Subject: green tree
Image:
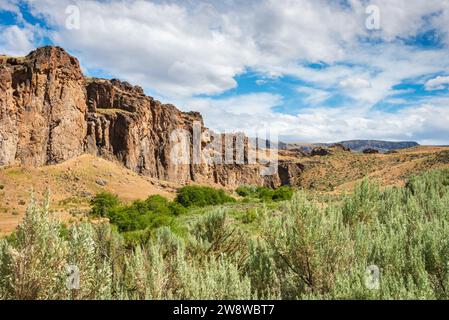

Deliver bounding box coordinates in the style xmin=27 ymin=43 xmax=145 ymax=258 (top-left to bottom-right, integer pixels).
xmin=90 ymin=192 xmax=120 ymax=217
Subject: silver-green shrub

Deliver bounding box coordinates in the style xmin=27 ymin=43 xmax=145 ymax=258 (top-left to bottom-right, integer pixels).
xmin=0 ymin=169 xmax=449 ymax=300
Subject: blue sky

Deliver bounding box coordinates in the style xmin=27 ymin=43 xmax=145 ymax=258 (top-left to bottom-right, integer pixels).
xmin=1 ymin=0 xmax=449 ymax=144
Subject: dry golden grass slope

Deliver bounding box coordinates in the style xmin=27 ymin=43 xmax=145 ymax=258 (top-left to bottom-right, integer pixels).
xmin=0 ymin=154 xmax=179 ymax=236
xmin=296 ymin=146 xmax=449 ymax=192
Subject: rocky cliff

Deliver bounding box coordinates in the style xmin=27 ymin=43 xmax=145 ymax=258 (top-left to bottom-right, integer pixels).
xmin=0 ymin=46 xmax=87 ymax=166
xmin=0 ymin=46 xmax=301 ymax=187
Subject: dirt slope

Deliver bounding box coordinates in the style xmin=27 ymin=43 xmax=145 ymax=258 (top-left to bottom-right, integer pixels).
xmin=0 ymin=154 xmax=178 ymax=236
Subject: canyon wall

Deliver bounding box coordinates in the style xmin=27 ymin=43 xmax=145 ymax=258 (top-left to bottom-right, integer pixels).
xmin=0 ymin=46 xmax=302 ymax=187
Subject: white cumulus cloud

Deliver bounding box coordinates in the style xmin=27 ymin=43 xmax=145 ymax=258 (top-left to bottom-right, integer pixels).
xmin=0 ymin=25 xmax=37 ymax=56
xmin=425 ymin=76 xmax=449 ymax=91
xmin=339 ymin=77 xmax=372 ymax=89
xmin=1 ymin=0 xmax=449 ymax=143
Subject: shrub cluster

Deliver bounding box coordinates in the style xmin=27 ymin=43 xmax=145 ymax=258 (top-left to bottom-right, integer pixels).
xmin=1 ymin=169 xmax=449 ymax=299
xmin=90 ymin=194 xmax=186 ymax=236
xmin=90 ymin=186 xmax=235 ymax=240
xmin=175 ymin=185 xmax=236 ymax=208
xmin=0 ymin=201 xmax=251 ymax=299
xmin=236 ymin=185 xmax=294 ymax=202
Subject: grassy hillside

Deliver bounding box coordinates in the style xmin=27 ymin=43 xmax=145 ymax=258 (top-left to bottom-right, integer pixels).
xmin=0 ymin=155 xmax=177 ymax=236
xmin=296 ymin=146 xmax=449 ymax=192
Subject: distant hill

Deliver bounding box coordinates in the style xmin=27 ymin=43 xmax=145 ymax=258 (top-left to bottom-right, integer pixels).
xmin=282 ymin=140 xmax=419 ymax=153
xmin=335 ymin=140 xmax=419 ymax=152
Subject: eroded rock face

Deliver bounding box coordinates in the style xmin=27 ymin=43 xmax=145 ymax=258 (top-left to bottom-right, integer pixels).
xmin=85 ymin=78 xmax=207 ymax=184
xmin=85 ymin=78 xmax=280 ymax=187
xmin=0 ymin=46 xmax=87 ymax=166
xmin=0 ymin=46 xmax=303 ymax=188
xmin=278 ymin=162 xmax=304 ymax=186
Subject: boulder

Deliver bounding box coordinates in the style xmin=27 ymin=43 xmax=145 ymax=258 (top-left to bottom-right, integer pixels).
xmin=363 ymin=148 xmax=380 ymax=154
xmin=331 ymin=143 xmax=351 ymax=152
xmin=311 ymin=147 xmax=332 ymax=156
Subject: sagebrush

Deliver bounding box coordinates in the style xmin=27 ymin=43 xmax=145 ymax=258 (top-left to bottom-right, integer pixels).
xmin=1 ymin=169 xmax=449 ymax=300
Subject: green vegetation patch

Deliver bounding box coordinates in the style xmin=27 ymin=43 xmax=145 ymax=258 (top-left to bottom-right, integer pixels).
xmin=236 ymin=185 xmax=294 ymax=202
xmin=4 ymin=168 xmax=26 ymax=177
xmin=90 ymin=193 xmax=185 ymax=234
xmin=175 ymin=185 xmax=236 ymax=208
